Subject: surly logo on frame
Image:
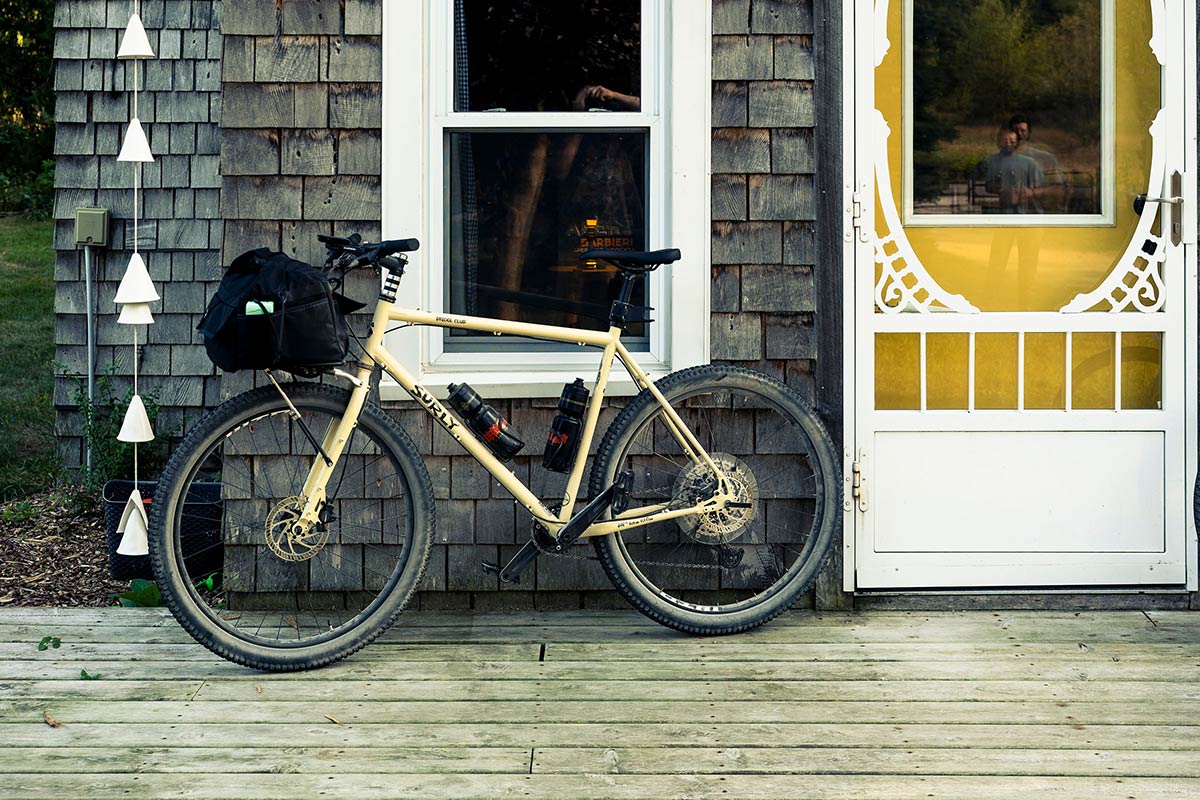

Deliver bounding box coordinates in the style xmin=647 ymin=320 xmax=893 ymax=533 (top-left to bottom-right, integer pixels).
xmin=407 ymin=384 xmax=461 ymax=435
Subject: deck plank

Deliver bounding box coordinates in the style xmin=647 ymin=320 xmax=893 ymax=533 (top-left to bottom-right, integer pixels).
xmin=5 ymin=722 xmax=1198 ymax=749
xmin=531 ymin=746 xmax=1200 ymax=777
xmin=0 ymin=773 xmax=1195 ymax=800
xmin=8 ymin=698 xmax=1200 ymax=725
xmin=3 ymin=658 xmax=1198 ymax=682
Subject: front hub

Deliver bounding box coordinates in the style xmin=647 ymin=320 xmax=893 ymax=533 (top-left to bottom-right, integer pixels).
xmin=264 ymin=496 xmax=330 ymax=562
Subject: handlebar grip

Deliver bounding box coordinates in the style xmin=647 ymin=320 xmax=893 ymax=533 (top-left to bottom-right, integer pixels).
xmin=376 ymin=238 xmax=420 ymax=256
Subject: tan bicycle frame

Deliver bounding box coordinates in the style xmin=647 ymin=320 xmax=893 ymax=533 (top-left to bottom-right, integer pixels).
xmin=292 ymin=264 xmax=732 ymax=539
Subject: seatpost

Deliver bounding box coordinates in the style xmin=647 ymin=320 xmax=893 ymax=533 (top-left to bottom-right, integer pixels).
xmin=608 ymin=272 xmax=641 ymax=329
xmin=616 ymin=271 xmax=638 ymax=304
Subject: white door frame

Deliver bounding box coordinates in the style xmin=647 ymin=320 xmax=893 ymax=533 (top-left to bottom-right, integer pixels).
xmin=841 ymin=0 xmax=1199 ymax=592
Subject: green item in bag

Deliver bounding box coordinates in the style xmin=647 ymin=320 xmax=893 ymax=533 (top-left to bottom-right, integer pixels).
xmin=244 ymin=300 xmax=275 ymax=316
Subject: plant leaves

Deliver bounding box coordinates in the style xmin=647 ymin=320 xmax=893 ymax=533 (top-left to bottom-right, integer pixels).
xmin=79 ymin=669 xmax=100 ymax=680
xmin=36 ymin=635 xmax=60 ymax=651
xmin=42 ymin=710 xmax=61 ymax=728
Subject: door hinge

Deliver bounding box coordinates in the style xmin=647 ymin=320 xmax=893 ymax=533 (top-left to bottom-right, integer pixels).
xmin=851 ymin=192 xmax=868 ymax=243
xmin=851 ymin=454 xmax=869 ymax=512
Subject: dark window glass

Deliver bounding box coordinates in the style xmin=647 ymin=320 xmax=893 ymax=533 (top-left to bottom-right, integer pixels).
xmin=455 ymin=0 xmax=642 ymax=112
xmin=912 ymin=0 xmax=1102 ymax=215
xmin=447 ymin=131 xmax=649 ymax=345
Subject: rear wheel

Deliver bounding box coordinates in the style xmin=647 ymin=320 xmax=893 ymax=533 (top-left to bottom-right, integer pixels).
xmin=590 ymin=365 xmax=840 ymax=634
xmin=149 ymin=383 xmax=434 ymax=671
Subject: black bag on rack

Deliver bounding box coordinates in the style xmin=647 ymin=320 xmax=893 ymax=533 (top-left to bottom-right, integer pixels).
xmin=197 ymin=248 xmax=365 ymax=374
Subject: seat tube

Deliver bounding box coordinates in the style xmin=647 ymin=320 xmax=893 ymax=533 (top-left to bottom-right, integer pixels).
xmin=559 ymin=331 xmax=620 ymax=520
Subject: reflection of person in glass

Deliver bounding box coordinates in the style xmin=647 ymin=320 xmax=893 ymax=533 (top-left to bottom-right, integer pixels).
xmin=1010 ymin=113 xmax=1067 ymax=213
xmin=494 ymin=85 xmax=643 ymax=323
xmin=985 ymin=126 xmax=1044 ymax=308
xmin=984 ymin=127 xmax=1044 ymax=213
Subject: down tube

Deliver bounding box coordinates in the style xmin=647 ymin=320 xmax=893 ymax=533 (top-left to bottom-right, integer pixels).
xmin=369 ymin=345 xmax=561 ymax=529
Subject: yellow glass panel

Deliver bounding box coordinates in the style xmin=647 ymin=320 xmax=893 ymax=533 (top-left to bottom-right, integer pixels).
xmin=878 ymin=0 xmax=1158 ymax=312
xmin=926 ymin=333 xmax=968 ymax=409
xmin=1072 ymin=332 xmax=1115 ymax=409
xmin=1024 ymin=333 xmax=1066 ymax=409
xmin=876 ymin=333 xmax=920 ymax=410
xmin=1121 ymin=332 xmax=1162 ymax=409
xmin=975 ymin=333 xmax=1019 ymax=410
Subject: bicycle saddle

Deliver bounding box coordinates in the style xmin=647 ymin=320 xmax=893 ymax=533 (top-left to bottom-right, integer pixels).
xmin=582 ymin=248 xmax=682 ymax=272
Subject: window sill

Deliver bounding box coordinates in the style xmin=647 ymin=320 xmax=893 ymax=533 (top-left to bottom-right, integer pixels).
xmin=378 ymin=367 xmax=665 ymax=402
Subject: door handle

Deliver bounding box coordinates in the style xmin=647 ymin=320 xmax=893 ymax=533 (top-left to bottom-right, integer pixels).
xmin=1133 ymin=194 xmax=1182 ymax=215
xmin=1133 ymin=172 xmax=1184 ymax=246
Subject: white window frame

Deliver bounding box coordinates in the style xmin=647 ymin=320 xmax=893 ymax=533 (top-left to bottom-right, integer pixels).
xmin=380 ymin=0 xmax=711 ymax=399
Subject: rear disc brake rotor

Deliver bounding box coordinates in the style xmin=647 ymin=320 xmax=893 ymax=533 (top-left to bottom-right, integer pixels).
xmin=673 ymin=454 xmax=758 ymax=544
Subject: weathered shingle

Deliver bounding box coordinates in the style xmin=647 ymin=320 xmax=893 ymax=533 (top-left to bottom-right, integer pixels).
xmin=255 ymin=36 xmax=321 ymax=83
xmin=712 ymin=221 xmax=782 ymax=265
xmin=749 ymin=173 xmax=815 ymax=220
xmin=301 ymin=175 xmax=381 ymax=221
xmin=221 ymin=83 xmax=296 ymax=127
xmin=712 ymin=36 xmax=773 ymax=81
xmin=337 ymin=130 xmax=381 ymax=175
xmin=751 ymin=0 xmax=814 ymax=34
xmin=282 ymin=129 xmax=335 ymax=175
xmin=223 ymin=176 xmax=305 ymax=220
xmin=221 ymin=0 xmax=276 ymax=36
xmin=326 ymin=37 xmax=382 ymax=82
xmin=345 ymin=0 xmax=382 ymax=35
xmin=220 ymin=129 xmax=281 ymax=176
xmin=713 ymin=128 xmax=771 ymax=173
xmin=748 ymin=80 xmax=813 ymax=127
xmin=282 ymin=0 xmax=341 ymax=35
xmin=328 ymin=83 xmax=381 ymax=128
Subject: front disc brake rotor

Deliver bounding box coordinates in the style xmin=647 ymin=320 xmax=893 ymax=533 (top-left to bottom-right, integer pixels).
xmin=673 ymin=453 xmax=758 ymax=544
xmin=264 ymin=496 xmax=330 ymax=562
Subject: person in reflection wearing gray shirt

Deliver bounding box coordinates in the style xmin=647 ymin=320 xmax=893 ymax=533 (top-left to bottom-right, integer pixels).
xmin=984 ymin=127 xmax=1044 ymax=213
xmin=1010 ymin=113 xmax=1067 ymax=213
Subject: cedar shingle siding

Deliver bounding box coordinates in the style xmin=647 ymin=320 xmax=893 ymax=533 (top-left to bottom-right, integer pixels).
xmin=53 ymin=0 xmax=223 ymax=472
xmin=52 ymin=0 xmax=841 ymax=607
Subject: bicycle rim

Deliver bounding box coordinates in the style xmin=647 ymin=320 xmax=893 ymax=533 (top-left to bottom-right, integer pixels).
xmin=162 ymin=395 xmax=420 ymax=649
xmin=601 ymin=378 xmax=832 ymax=616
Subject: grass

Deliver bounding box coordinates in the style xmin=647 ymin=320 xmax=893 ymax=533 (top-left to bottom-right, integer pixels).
xmin=0 ymin=215 xmax=56 ymax=500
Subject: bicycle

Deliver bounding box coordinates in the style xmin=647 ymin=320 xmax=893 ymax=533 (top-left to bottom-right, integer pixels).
xmin=149 ymin=235 xmax=841 ymax=670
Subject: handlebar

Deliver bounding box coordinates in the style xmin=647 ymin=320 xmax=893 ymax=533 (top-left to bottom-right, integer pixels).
xmin=319 ymin=234 xmax=420 ymax=273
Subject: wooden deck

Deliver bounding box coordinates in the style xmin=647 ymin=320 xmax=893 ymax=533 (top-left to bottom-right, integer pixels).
xmin=0 ymin=608 xmax=1198 ymax=798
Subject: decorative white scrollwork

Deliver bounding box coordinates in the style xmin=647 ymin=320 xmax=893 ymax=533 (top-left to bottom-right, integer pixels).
xmin=872 ymin=110 xmax=980 ymax=314
xmin=1059 ymin=113 xmax=1168 ymax=311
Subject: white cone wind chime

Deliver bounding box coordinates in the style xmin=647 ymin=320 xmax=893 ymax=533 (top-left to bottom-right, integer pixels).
xmin=114 ymin=5 xmax=157 ymax=557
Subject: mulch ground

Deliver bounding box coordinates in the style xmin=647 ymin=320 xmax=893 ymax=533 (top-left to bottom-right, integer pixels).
xmin=0 ymin=489 xmax=126 ymax=606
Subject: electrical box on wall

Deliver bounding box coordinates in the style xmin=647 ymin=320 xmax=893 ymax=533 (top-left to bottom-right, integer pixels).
xmin=74 ymin=207 xmax=110 ymax=247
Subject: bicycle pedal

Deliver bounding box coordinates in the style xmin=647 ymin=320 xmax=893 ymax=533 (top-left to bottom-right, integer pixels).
xmin=611 ymin=468 xmax=635 ymax=515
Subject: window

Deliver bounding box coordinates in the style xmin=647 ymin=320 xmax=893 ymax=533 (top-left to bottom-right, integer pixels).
xmin=904 ymin=0 xmax=1114 ymax=225
xmin=382 ymin=0 xmax=710 ymax=395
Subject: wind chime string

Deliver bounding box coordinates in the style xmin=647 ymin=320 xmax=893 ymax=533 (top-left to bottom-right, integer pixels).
xmin=131 ymin=1 xmax=140 ymax=485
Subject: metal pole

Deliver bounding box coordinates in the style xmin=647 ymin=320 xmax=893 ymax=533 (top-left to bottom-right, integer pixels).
xmin=82 ymin=244 xmax=95 ymax=472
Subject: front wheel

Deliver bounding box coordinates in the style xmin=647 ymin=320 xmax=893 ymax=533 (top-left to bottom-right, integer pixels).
xmin=590 ymin=365 xmax=841 ymax=634
xmin=148 ymin=383 xmax=435 ymax=671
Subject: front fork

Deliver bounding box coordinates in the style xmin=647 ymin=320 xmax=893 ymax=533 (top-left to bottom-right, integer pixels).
xmin=274 ymin=366 xmax=372 ymax=535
